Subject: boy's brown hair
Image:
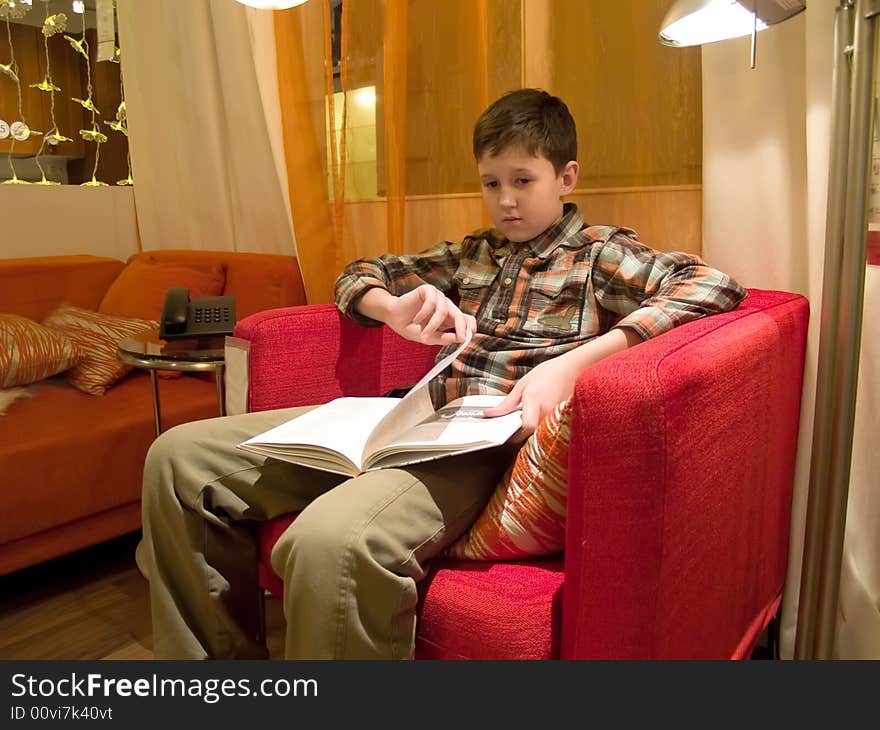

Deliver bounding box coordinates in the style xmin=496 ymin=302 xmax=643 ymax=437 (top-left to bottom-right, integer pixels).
xmin=472 ymin=88 xmax=577 ymax=174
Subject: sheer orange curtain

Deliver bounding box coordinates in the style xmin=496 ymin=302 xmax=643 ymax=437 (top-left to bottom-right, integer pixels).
xmin=273 ymin=0 xmax=511 ymax=302
xmin=383 ymin=0 xmax=407 ymax=254
xmin=274 ymin=3 xmax=339 ymax=303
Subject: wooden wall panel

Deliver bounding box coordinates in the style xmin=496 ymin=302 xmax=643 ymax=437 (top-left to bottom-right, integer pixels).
xmin=568 ymin=186 xmax=702 ymax=254
xmin=547 ymin=0 xmax=702 ymax=188
xmin=404 ymin=0 xmax=490 ymax=196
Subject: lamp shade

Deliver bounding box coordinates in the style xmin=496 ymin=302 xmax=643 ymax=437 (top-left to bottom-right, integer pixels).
xmin=658 ymin=0 xmax=806 ymax=47
xmin=233 ymin=0 xmax=309 ymax=9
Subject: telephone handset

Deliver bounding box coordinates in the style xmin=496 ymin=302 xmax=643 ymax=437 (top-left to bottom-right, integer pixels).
xmin=159 ymin=287 xmax=236 ymax=340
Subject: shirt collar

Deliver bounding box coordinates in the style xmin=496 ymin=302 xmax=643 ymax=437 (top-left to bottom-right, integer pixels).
xmin=484 ymin=203 xmax=585 ymax=261
xmin=528 ymin=203 xmax=585 ymax=259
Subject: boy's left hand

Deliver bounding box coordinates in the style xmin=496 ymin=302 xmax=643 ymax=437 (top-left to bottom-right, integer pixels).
xmin=482 ymin=327 xmax=642 ymax=442
xmin=482 ymin=356 xmax=580 ymax=442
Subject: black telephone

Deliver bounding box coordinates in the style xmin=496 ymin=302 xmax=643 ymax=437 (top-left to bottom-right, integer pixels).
xmin=159 ymin=287 xmax=237 ymax=340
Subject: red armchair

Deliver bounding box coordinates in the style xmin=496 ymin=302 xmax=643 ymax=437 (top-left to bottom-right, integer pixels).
xmin=231 ymin=289 xmax=808 ymax=659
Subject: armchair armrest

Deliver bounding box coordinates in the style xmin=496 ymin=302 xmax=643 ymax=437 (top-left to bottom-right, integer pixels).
xmin=561 ymin=289 xmax=809 ymax=659
xmin=233 ymin=303 xmax=439 ymax=412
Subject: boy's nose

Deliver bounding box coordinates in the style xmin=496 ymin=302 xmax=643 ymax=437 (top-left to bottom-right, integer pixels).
xmin=500 ymin=189 xmax=516 ymax=208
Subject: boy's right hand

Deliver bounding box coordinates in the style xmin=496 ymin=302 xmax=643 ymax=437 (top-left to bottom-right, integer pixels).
xmin=385 ymin=284 xmax=475 ymax=345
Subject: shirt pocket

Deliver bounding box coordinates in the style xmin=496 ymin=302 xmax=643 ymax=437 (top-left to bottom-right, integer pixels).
xmin=453 ymin=266 xmax=498 ymax=318
xmin=521 ymin=267 xmax=588 ymax=338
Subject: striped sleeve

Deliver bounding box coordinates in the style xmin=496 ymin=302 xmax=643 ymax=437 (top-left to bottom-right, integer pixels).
xmin=590 ymin=232 xmax=747 ymax=341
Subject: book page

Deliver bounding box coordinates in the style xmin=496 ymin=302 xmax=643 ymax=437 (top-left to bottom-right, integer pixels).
xmin=362 ymin=334 xmax=472 ymax=459
xmin=239 ymin=397 xmax=399 ymax=473
xmin=364 ymin=395 xmax=521 ymax=469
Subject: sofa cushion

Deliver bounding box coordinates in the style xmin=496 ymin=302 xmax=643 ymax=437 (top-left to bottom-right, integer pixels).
xmin=42 ymin=305 xmax=156 ymax=396
xmin=445 ymin=398 xmax=570 ymax=560
xmin=98 ymin=259 xmax=226 ymax=321
xmin=0 ymin=314 xmax=83 ymax=388
xmin=414 ymin=559 xmax=565 ymax=659
xmin=127 ymin=250 xmax=307 ymax=318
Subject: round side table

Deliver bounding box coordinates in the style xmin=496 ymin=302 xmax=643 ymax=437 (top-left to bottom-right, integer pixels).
xmin=117 ymin=331 xmax=226 ymax=437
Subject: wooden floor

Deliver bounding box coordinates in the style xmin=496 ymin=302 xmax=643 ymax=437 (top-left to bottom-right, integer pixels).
xmin=0 ymin=532 xmax=286 ymax=660
xmin=1 ymin=532 xmax=775 ymax=660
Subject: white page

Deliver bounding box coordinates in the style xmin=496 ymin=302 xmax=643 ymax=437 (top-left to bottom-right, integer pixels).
xmin=382 ymin=395 xmax=521 ymax=449
xmin=363 ymin=334 xmax=472 ymax=458
xmin=363 ymin=396 xmax=521 ymax=472
xmin=239 ymin=397 xmax=398 ymax=471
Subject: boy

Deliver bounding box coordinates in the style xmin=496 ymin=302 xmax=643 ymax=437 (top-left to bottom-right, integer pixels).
xmin=141 ymin=89 xmax=745 ymax=659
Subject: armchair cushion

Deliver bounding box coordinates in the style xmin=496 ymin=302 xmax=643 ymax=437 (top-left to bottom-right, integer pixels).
xmin=445 ymin=397 xmax=571 ymax=560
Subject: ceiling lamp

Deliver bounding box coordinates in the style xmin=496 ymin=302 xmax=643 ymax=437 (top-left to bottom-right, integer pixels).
xmin=658 ymin=0 xmax=805 ymax=48
xmin=232 ymin=0 xmax=310 ymax=9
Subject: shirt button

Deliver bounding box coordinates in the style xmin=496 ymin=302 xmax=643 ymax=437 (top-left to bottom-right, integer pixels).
xmin=503 ymin=277 xmax=513 ymax=286
xmin=462 ymin=277 xmax=470 ymax=285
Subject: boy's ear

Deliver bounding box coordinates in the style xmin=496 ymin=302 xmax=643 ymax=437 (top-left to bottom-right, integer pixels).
xmin=559 ymin=160 xmax=579 ymax=195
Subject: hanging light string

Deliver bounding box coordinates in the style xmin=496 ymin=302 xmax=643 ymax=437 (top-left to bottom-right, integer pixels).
xmin=110 ymin=58 xmax=132 ymax=186
xmin=101 ymin=13 xmax=130 ymax=187
xmin=1 ymin=2 xmax=40 ymax=185
xmin=32 ymin=4 xmax=70 ymax=185
xmin=75 ymin=8 xmax=107 ymax=186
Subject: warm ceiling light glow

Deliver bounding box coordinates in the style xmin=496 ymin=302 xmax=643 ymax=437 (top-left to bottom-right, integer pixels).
xmin=354 ymin=86 xmax=376 ymax=109
xmin=659 ymin=0 xmax=766 ymax=47
xmin=233 ymin=0 xmax=310 ymax=9
xmin=72 ymin=0 xmax=85 ymax=14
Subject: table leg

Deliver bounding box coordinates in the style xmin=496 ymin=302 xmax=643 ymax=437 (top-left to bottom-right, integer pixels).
xmin=149 ymin=369 xmax=163 ymax=437
xmin=215 ymin=363 xmax=226 ymax=417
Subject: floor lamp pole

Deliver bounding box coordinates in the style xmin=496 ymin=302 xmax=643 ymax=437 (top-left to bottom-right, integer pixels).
xmin=795 ymin=0 xmax=877 ymax=659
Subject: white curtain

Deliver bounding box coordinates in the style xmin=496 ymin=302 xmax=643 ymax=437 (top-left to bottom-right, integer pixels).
xmin=115 ymin=0 xmax=295 ymax=254
xmin=702 ymin=0 xmax=880 ymax=658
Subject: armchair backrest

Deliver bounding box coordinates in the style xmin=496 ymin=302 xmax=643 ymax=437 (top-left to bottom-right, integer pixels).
xmin=561 ymin=289 xmax=809 ymax=658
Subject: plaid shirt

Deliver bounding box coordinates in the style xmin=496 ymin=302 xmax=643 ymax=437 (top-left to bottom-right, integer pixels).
xmin=335 ymin=203 xmax=747 ymax=406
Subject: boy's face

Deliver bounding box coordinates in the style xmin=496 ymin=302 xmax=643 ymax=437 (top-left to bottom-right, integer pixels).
xmin=477 ymin=146 xmax=579 ymax=243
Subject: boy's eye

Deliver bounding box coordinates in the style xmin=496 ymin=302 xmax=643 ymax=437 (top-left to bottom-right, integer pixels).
xmin=483 ymin=180 xmax=498 ymax=189
xmin=516 ymin=178 xmax=532 ymax=186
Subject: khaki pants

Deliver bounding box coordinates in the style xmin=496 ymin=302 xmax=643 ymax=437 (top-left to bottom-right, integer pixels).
xmin=140 ymin=407 xmax=514 ymax=659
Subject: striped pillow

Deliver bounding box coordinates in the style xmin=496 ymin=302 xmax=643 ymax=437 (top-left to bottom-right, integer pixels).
xmin=41 ymin=305 xmax=157 ymax=396
xmin=0 ymin=314 xmax=83 ymax=388
xmin=446 ymin=398 xmax=571 ymax=560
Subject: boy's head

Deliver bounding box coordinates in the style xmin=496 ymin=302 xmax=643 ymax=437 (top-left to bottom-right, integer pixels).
xmin=473 ymin=88 xmax=577 ymax=174
xmin=473 ymin=89 xmax=579 ymax=242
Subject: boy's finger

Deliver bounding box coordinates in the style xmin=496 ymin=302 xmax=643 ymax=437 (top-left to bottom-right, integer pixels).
xmin=483 ymin=387 xmax=521 ymax=417
xmin=412 ymin=289 xmax=436 ymax=325
xmin=518 ymin=399 xmax=541 ymax=435
xmin=421 ymin=297 xmax=448 ymax=341
xmin=452 ymin=307 xmax=469 ymax=342
xmin=466 ymin=315 xmax=477 ymax=337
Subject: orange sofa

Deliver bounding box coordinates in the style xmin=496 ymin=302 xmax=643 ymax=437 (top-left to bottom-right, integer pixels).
xmin=0 ymin=250 xmax=306 ymax=576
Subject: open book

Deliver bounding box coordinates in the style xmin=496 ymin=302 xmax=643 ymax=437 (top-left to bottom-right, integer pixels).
xmin=237 ymin=335 xmax=522 ymax=477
